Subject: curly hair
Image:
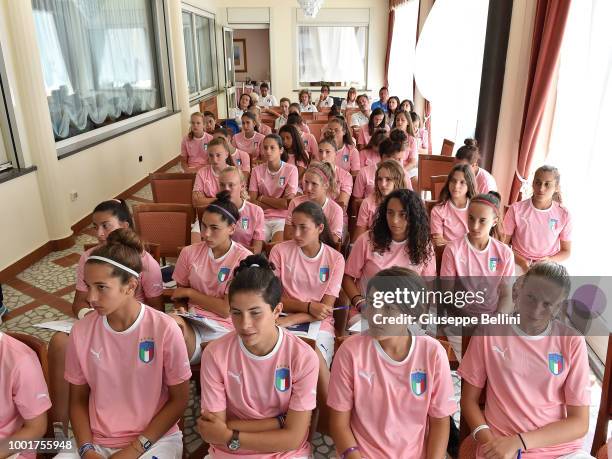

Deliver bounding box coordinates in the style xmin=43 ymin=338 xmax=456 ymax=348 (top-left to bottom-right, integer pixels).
xmin=370 ymin=189 xmax=433 ymax=267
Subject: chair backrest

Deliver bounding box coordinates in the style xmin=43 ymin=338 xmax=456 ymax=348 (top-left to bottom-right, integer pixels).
xmin=132 ymin=204 xmax=194 ymax=259
xmin=301 ymin=112 xmax=315 ymax=121
xmin=591 ymin=334 xmax=612 ymax=455
xmin=431 ymin=174 xmax=447 ymax=201
xmin=441 ymin=138 xmax=455 ymax=156
xmin=313 ymin=112 xmax=329 ymax=121
xmin=418 ymin=154 xmax=455 ymax=194
xmin=345 ymin=108 xmax=360 ymax=121
xmin=149 ymin=173 xmax=195 ymax=205
xmin=262 ymin=119 xmax=275 ymax=130
xmin=307 ymin=122 xmax=328 ymax=143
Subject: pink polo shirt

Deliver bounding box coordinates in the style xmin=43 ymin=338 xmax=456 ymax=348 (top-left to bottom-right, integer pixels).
xmin=356 ymin=195 xmax=379 ymax=228
xmin=181 ymin=133 xmax=213 ymax=168
xmin=194 ymin=165 xmax=221 ymax=197
xmin=430 ymin=200 xmax=470 ymax=243
xmin=233 ymin=200 xmax=266 ymax=249
xmin=503 ymin=198 xmax=572 ymax=262
xmin=64 ymin=305 xmax=191 ymax=448
xmin=248 ymin=162 xmax=299 ymax=219
xmin=458 ymin=323 xmax=590 ymax=459
xmin=333 ymin=165 xmax=353 ymax=199
xmin=231 ymin=149 xmax=251 ymax=173
xmin=301 ymin=133 xmax=319 ymax=161
xmin=232 ymin=132 xmax=265 ymax=160
xmin=286 ymin=195 xmax=344 ymax=241
xmin=328 ymin=334 xmax=457 ymax=459
xmin=335 ymin=144 xmax=360 ymax=174
xmin=475 ymin=168 xmax=498 ymax=194
xmin=359 ymin=148 xmax=381 ymax=168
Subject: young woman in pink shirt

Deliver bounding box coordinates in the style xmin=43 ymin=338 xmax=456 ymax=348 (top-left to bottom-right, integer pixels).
xmin=0 ymin=331 xmax=51 ymax=459
xmin=180 ymin=112 xmax=213 ymax=173
xmin=249 ymin=134 xmax=299 ymax=243
xmin=285 ymin=162 xmax=344 ymax=244
xmin=171 ymin=193 xmax=252 ymax=364
xmin=392 ymin=112 xmax=419 ymax=172
xmin=232 ymin=112 xmax=265 ymax=163
xmin=193 ymin=138 xmax=236 ymax=207
xmin=430 ymin=163 xmax=478 ymax=247
xmin=503 ymin=165 xmax=572 ymax=273
xmin=317 ymin=138 xmax=353 ymax=212
xmin=329 ymin=267 xmax=456 ymax=459
xmin=247 ymin=105 xmax=272 ymax=136
xmin=353 ymin=159 xmax=407 ymax=243
xmin=327 ymin=117 xmax=360 ymax=176
xmin=286 ymin=113 xmax=318 ymax=161
xmin=213 ymin=128 xmax=250 ymax=185
xmin=410 ymin=111 xmax=429 ymax=151
xmin=57 ymin=229 xmax=191 ymax=459
xmin=454 ymin=139 xmax=498 ymax=194
xmin=356 ymin=108 xmax=387 ymax=150
xmin=203 ymin=111 xmax=218 ymax=135
xmin=358 ymin=128 xmax=386 ymax=168
xmin=344 ymin=189 xmax=437 ymax=313
xmin=48 ymin=200 xmax=163 ymax=436
xmin=197 ymin=254 xmax=318 ymax=458
xmin=459 ymin=261 xmax=591 ymax=459
xmin=278 ymin=124 xmax=311 ymax=181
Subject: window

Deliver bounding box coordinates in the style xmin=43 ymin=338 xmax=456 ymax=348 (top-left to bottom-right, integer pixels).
xmin=182 ymin=6 xmax=217 ymax=101
xmin=32 ymin=0 xmax=172 ymax=148
xmin=0 ymin=44 xmax=20 ymax=171
xmin=387 ymin=2 xmax=420 ymax=102
xmin=297 ymin=25 xmax=367 ymax=89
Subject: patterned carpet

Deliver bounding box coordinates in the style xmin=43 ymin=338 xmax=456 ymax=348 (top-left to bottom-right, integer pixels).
xmin=0 ymin=165 xmax=606 ymax=457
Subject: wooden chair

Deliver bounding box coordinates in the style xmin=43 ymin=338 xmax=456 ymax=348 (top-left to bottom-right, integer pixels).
xmin=441 ymin=138 xmax=455 ymax=156
xmin=149 ymin=173 xmax=196 ymax=205
xmin=7 ymin=333 xmax=55 ymax=459
xmin=592 ymin=334 xmax=612 ymax=456
xmin=301 ymin=112 xmax=315 ymax=121
xmin=307 ymin=121 xmax=328 ymax=143
xmin=262 ymin=119 xmax=275 ymax=131
xmin=417 ymin=154 xmax=455 ymax=197
xmin=431 ymin=174 xmax=447 ymax=201
xmin=132 ymin=204 xmax=194 ymax=262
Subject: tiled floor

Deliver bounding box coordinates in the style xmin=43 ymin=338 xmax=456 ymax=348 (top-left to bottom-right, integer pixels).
xmin=0 ymin=169 xmax=608 ymax=458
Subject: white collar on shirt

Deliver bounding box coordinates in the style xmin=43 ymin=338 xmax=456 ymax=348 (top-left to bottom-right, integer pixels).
xmin=510 ymin=321 xmax=552 ymax=340
xmin=239 ymin=326 xmax=284 ymax=360
xmin=373 ymin=330 xmax=416 ymax=365
xmin=465 ymin=234 xmax=491 ymax=254
xmin=298 ymin=242 xmax=324 ymax=261
xmin=208 ymin=240 xmax=235 ymax=262
xmin=103 ymin=303 xmax=145 ymax=335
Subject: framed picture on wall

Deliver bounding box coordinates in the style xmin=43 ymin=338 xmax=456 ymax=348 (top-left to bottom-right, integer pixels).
xmin=233 ymin=38 xmax=247 ymax=73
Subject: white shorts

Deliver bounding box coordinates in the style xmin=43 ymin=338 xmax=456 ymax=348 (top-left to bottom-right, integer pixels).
xmin=189 ymin=318 xmax=232 ymax=364
xmin=54 ymin=431 xmax=183 ymax=458
xmin=264 ymin=218 xmax=285 ymax=242
xmin=557 ymin=452 xmax=595 ymax=459
xmin=316 ymin=331 xmax=335 ymax=368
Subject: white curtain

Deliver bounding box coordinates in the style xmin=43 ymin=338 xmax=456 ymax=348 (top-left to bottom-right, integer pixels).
xmin=298 ymin=26 xmax=366 ymax=86
xmin=388 ymin=1 xmax=419 ymax=102
xmin=182 ymin=11 xmax=197 ymax=95
xmin=33 ymin=0 xmax=161 ymax=140
xmin=546 ymin=0 xmax=612 ymax=276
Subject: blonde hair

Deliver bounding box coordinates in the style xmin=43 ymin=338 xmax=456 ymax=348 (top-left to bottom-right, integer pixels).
xmin=188 ymin=112 xmax=205 ymax=140
xmin=304 ymin=161 xmax=337 ymax=198
xmin=375 ymin=160 xmax=406 ymax=203
xmin=220 ymin=166 xmax=249 ymax=201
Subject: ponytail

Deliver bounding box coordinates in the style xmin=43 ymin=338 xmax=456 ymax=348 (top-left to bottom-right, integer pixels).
xmin=87 ymin=228 xmax=143 ymax=284
xmin=229 ymin=253 xmax=282 ymax=308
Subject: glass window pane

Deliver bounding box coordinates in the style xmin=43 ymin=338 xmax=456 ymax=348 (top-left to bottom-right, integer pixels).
xmin=0 ymin=123 xmax=8 ymax=167
xmin=182 ymin=11 xmax=197 ymax=95
xmin=195 ymin=15 xmax=214 ymax=91
xmin=298 ymin=26 xmax=367 ymax=87
xmin=32 ymin=0 xmax=163 ymax=142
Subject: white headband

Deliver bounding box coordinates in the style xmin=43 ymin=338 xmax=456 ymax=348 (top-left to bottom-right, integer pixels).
xmin=88 ymin=256 xmax=140 ymax=278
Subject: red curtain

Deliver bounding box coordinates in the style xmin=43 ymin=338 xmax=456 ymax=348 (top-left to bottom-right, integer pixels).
xmin=383 ymin=9 xmax=395 ymax=88
xmin=509 ymin=0 xmax=571 ymax=203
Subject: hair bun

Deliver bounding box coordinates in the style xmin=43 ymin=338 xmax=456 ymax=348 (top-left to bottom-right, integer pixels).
xmin=389 ymin=129 xmax=407 ymax=143
xmin=215 ymin=189 xmax=232 ymax=202
xmin=235 ymin=254 xmax=275 ymax=276
xmin=464 ymin=138 xmax=478 ymax=147
xmin=105 ymin=228 xmax=144 ymax=254
xmin=487 ymin=190 xmax=501 ymax=202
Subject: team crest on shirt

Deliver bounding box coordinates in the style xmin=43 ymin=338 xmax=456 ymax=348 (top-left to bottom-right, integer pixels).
xmin=241 ymin=217 xmax=249 ymax=230
xmin=303 ymin=139 xmax=309 ymax=147
xmin=218 ymin=267 xmax=231 ymax=283
xmin=549 ymin=218 xmax=558 ymax=231
xmin=319 ymin=267 xmax=330 ymax=283
xmin=236 ymin=158 xmax=242 ymax=166
xmin=279 ymin=176 xmax=286 ymax=186
xmin=488 ymin=257 xmax=498 ymax=272
xmin=139 ymin=339 xmax=155 ymax=364
xmin=343 ymin=154 xmax=349 ymax=162
xmin=275 ymin=366 xmax=291 ymax=392
xmin=410 ymin=370 xmax=427 ymax=396
xmin=548 ymin=353 xmax=564 ymax=375
xmin=202 ymin=143 xmax=208 ymax=151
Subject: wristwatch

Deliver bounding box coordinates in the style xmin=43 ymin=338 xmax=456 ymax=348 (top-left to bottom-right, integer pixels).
xmin=227 ymin=430 xmax=240 ymax=451
xmin=138 ymin=435 xmax=153 ymax=452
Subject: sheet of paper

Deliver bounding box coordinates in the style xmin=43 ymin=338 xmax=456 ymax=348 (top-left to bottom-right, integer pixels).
xmin=34 ymin=319 xmax=75 ymax=334
xmin=177 ymin=312 xmax=229 ymax=341
xmin=285 ymin=320 xmax=321 ymax=341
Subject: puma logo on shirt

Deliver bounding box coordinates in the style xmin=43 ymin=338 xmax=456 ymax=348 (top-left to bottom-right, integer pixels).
xmin=90 ymin=348 xmax=102 ymax=361
xmin=358 ymin=370 xmax=374 ymax=385
xmin=492 ymin=346 xmax=508 ymax=359
xmin=228 ymin=370 xmax=242 ymax=385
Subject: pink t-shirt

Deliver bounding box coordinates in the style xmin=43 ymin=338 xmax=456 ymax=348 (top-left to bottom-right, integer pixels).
xmin=356 ymin=195 xmax=379 ymax=228
xmin=201 ymin=328 xmax=318 ymax=458
xmin=328 ymin=334 xmax=457 ymax=459
xmin=231 ymin=149 xmax=251 ymax=173
xmin=503 ymin=199 xmax=572 ymax=261
xmin=0 ymin=333 xmax=51 ymax=459
xmin=301 ymin=133 xmax=319 ymax=161
xmin=353 ymin=164 xmax=412 ymax=199
xmin=64 ymin=305 xmax=191 ymax=448
xmin=357 ymin=126 xmax=373 ymax=147
xmin=440 ymin=236 xmax=514 ymax=314
xmin=173 ymin=241 xmax=252 ymax=328
xmin=181 ymin=133 xmax=213 ymax=168
xmin=345 ymin=232 xmax=437 ymax=295
xmin=402 ymin=136 xmax=418 ymax=167
xmin=475 ymin=168 xmax=498 ymax=194
xmin=258 ymin=124 xmax=272 ymax=136
xmin=194 ymin=165 xmax=221 ymax=197
xmin=248 ymin=162 xmax=299 ymax=219
xmin=286 ymin=153 xmax=308 ymax=170
xmin=359 ymin=148 xmax=380 ymax=168
xmin=417 ymin=127 xmax=429 ymax=150
xmin=335 ymin=144 xmax=360 ymax=173
xmin=269 ymin=241 xmax=345 ymax=335
xmin=232 ymin=132 xmax=265 ymax=160
xmin=332 ymin=165 xmax=353 ymax=199
xmin=76 ymin=248 xmax=163 ymax=302
xmin=458 ymin=323 xmax=590 ymax=459
xmin=233 ymin=200 xmax=265 ymax=248
xmin=430 ymin=200 xmax=469 ymax=243
xmin=286 ymin=195 xmax=344 ymax=241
